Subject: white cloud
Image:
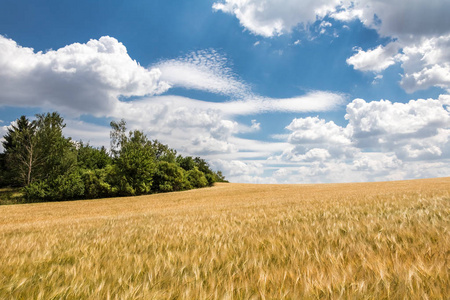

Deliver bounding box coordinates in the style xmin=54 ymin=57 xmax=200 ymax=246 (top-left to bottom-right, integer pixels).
xmin=282 ymin=148 xmax=331 ymax=162
xmin=343 ymin=2 xmax=450 ymax=92
xmin=275 ymin=116 xmax=357 ymax=163
xmin=345 ymin=97 xmax=450 ymax=159
xmin=318 ymin=20 xmax=333 ymax=34
xmin=213 ymin=0 xmax=450 ymax=39
xmin=0 ymin=123 xmax=9 ymax=152
xmin=372 ymin=74 xmax=383 ymax=85
xmin=344 ymin=0 xmax=450 ymax=40
xmin=63 ymin=120 xmax=111 ymax=149
xmin=217 ymin=91 xmax=345 ymax=115
xmin=212 ymin=1 xmax=450 ymax=93
xmin=0 ymin=35 xmax=169 ymax=116
xmin=346 ymin=42 xmax=401 ymax=72
xmin=210 ymin=159 xmax=264 ymax=176
xmin=213 ymin=0 xmax=340 ymax=37
xmin=154 ymin=49 xmax=250 ymax=98
xmin=250 ymin=119 xmax=260 ymax=131
xmin=398 ymin=35 xmax=450 ymax=93
xmin=347 ymin=35 xmax=450 ymax=93
xmin=267 ymin=95 xmax=450 ymax=183
xmin=286 ymin=116 xmax=351 ymax=145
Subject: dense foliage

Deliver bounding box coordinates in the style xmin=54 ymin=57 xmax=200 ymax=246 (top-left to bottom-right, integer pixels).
xmin=0 ymin=112 xmax=227 ymax=202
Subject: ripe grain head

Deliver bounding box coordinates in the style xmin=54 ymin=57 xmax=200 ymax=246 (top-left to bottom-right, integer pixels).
xmin=0 ymin=177 xmax=449 ymax=299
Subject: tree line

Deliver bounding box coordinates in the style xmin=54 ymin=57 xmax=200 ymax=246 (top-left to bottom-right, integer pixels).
xmin=0 ymin=112 xmax=227 ymax=202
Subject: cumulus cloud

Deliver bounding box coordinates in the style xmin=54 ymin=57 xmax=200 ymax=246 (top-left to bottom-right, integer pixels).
xmin=213 ymin=0 xmax=340 ymax=37
xmin=345 ymin=97 xmax=450 ymax=159
xmin=274 ymin=116 xmax=357 ymax=163
xmin=0 ymin=35 xmax=169 ymax=116
xmin=398 ymin=35 xmax=450 ymax=93
xmin=63 ymin=120 xmax=111 ymax=148
xmin=344 ymin=0 xmax=450 ymax=40
xmin=212 ymin=1 xmax=450 ymax=93
xmin=269 ymin=95 xmax=450 ymax=183
xmin=213 ymin=0 xmax=450 ymax=39
xmin=286 ymin=116 xmax=351 ymax=145
xmin=209 ymin=159 xmax=264 ymax=176
xmin=347 ymin=35 xmax=450 ymax=93
xmin=346 ymin=42 xmax=401 ymax=72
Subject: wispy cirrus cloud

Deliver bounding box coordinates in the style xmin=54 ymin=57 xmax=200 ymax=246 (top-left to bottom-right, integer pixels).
xmin=154 ymin=49 xmax=250 ymax=98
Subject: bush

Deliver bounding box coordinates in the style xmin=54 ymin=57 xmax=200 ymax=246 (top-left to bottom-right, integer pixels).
xmin=81 ymin=168 xmax=114 ymax=199
xmin=153 ymin=161 xmax=189 ymax=193
xmin=24 ymin=172 xmax=85 ymax=202
xmin=187 ymin=167 xmax=208 ymax=189
xmin=23 ymin=180 xmax=49 ymax=202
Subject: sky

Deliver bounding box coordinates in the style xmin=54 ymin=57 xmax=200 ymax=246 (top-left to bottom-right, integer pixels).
xmin=0 ymin=0 xmax=449 ymax=183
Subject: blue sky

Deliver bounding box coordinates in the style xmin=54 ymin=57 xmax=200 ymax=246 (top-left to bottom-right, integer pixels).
xmin=1 ymin=0 xmax=449 ymax=183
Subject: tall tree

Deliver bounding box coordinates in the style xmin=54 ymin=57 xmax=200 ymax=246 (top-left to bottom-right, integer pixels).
xmin=2 ymin=116 xmax=40 ymax=186
xmin=34 ymin=112 xmax=77 ymax=181
xmin=110 ymin=121 xmax=156 ymax=195
xmin=110 ymin=119 xmax=127 ymax=158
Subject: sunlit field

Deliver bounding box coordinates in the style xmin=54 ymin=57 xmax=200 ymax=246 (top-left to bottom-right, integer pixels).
xmin=0 ymin=177 xmax=449 ymax=299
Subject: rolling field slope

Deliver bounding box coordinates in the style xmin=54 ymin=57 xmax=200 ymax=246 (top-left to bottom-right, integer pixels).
xmin=0 ymin=178 xmax=449 ymax=299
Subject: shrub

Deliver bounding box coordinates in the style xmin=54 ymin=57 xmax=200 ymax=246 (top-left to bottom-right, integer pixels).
xmin=81 ymin=168 xmax=114 ymax=199
xmin=187 ymin=167 xmax=208 ymax=189
xmin=153 ymin=161 xmax=188 ymax=193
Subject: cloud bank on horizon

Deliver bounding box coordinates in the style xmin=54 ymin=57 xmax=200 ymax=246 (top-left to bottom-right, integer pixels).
xmin=0 ymin=0 xmax=449 ymax=183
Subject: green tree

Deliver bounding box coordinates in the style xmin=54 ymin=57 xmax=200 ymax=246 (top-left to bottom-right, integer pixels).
xmin=186 ymin=167 xmax=208 ymax=188
xmin=110 ymin=118 xmax=126 ymax=158
xmin=152 ymin=140 xmax=177 ymax=163
xmin=193 ymin=157 xmax=216 ymax=186
xmin=2 ymin=116 xmax=40 ymax=186
xmin=110 ymin=121 xmax=156 ymax=196
xmin=34 ymin=112 xmax=77 ymax=181
xmin=177 ymin=155 xmax=196 ymax=171
xmin=213 ymin=170 xmax=228 ymax=183
xmin=153 ymin=161 xmax=188 ymax=192
xmin=17 ymin=112 xmax=82 ymax=201
xmin=77 ymin=142 xmax=111 ymax=170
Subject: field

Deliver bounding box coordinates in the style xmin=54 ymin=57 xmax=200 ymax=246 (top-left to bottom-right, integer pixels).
xmin=0 ymin=178 xmax=449 ymax=299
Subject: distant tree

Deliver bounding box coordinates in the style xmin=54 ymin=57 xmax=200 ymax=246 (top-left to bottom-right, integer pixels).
xmin=77 ymin=142 xmax=114 ymax=199
xmin=0 ymin=153 xmax=7 ymax=187
xmin=80 ymin=167 xmax=114 ymax=199
xmin=152 ymin=140 xmax=177 ymax=163
xmin=2 ymin=115 xmax=40 ymax=186
xmin=17 ymin=112 xmax=82 ymax=201
xmin=153 ymin=161 xmax=188 ymax=192
xmin=177 ymin=155 xmax=196 ymax=171
xmin=77 ymin=142 xmax=111 ymax=170
xmin=214 ymin=170 xmax=228 ymax=183
xmin=110 ymin=119 xmax=127 ymax=158
xmin=2 ymin=112 xmax=227 ymax=202
xmin=187 ymin=167 xmax=208 ymax=188
xmin=33 ymin=112 xmax=78 ymax=182
xmin=110 ymin=121 xmax=156 ymax=195
xmin=193 ymin=157 xmax=216 ymax=186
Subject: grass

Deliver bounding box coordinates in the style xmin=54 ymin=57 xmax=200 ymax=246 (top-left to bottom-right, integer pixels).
xmin=0 ymin=177 xmax=449 ymax=299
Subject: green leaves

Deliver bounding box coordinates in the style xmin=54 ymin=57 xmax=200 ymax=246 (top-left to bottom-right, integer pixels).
xmin=1 ymin=113 xmax=226 ymax=202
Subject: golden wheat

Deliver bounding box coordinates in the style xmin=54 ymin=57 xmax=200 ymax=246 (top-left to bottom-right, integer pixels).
xmin=0 ymin=177 xmax=449 ymax=299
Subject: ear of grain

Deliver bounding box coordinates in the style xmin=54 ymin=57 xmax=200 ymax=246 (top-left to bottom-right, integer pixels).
xmin=0 ymin=177 xmax=449 ymax=299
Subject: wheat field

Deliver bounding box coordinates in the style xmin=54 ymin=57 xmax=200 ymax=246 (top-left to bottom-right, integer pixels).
xmin=0 ymin=178 xmax=449 ymax=299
